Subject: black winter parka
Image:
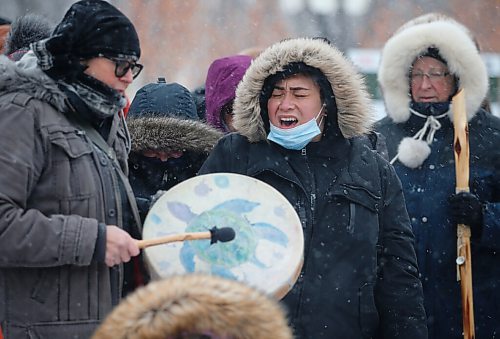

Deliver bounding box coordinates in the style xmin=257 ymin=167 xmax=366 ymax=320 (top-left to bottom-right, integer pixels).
xmin=199 ymin=131 xmax=427 ymax=338
xmin=199 ymin=37 xmax=427 ymax=338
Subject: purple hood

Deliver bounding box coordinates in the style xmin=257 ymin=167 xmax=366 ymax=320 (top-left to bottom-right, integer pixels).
xmin=205 ymin=55 xmax=251 ymax=132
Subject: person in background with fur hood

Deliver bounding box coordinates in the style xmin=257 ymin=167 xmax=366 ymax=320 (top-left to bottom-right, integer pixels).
xmin=0 ymin=1 xmax=144 ymax=337
xmin=127 ymin=78 xmax=223 ymax=223
xmin=375 ymin=13 xmax=500 ymax=338
xmin=199 ymin=37 xmax=427 ymax=338
xmin=124 ymin=79 xmax=222 ymax=297
xmin=4 ymin=13 xmax=53 ymax=61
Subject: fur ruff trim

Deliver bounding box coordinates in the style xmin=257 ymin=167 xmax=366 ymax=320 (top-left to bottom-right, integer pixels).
xmin=127 ymin=116 xmax=223 ymax=154
xmin=92 ymin=274 xmax=293 ymax=339
xmin=4 ymin=14 xmax=53 ymax=56
xmin=378 ymin=17 xmax=488 ymax=123
xmin=234 ymin=37 xmax=374 ymax=142
xmin=0 ymin=52 xmax=67 ymax=112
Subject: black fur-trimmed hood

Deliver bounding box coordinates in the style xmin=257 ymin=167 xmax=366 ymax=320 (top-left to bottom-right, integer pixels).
xmin=378 ymin=14 xmax=488 ymax=123
xmin=0 ymin=51 xmax=68 ymax=112
xmin=233 ymin=37 xmax=374 ymax=143
xmin=127 ymin=80 xmax=223 ymax=154
xmin=127 ymin=116 xmax=223 ymax=154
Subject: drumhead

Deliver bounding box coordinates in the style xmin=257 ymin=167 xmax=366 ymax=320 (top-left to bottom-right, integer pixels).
xmin=142 ymin=173 xmax=304 ymax=299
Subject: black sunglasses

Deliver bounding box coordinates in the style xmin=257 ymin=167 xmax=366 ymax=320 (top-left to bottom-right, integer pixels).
xmin=108 ymin=58 xmax=143 ymax=79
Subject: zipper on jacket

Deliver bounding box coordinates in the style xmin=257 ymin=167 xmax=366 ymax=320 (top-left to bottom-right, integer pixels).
xmin=347 ymin=202 xmax=355 ymax=234
xmin=302 ymin=148 xmax=316 ymax=224
xmin=258 ymin=167 xmax=311 ymax=324
xmin=294 ymin=147 xmax=317 ymax=323
xmin=310 ymin=193 xmax=316 ymax=212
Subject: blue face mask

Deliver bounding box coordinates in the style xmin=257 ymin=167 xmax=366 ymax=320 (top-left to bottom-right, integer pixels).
xmin=267 ymin=105 xmax=325 ymax=150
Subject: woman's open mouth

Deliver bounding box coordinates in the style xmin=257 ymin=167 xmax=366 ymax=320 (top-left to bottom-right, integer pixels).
xmin=280 ymin=117 xmax=298 ymax=128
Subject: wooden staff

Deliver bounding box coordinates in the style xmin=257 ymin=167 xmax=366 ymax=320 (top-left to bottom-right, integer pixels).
xmin=452 ymin=88 xmax=475 ymax=339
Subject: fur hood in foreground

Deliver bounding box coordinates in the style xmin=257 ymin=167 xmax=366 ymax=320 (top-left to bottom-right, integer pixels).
xmin=127 ymin=116 xmax=223 ymax=154
xmin=92 ymin=274 xmax=293 ymax=339
xmin=378 ymin=14 xmax=488 ymax=123
xmin=233 ymin=37 xmax=375 ymax=143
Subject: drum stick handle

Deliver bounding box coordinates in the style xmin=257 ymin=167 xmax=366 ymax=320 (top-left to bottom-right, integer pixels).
xmin=137 ymin=231 xmax=211 ymax=249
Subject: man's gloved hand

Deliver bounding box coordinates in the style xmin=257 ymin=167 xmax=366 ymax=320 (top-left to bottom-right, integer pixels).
xmin=448 ymin=192 xmax=484 ymax=239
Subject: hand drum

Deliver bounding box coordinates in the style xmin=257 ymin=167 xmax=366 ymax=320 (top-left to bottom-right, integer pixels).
xmin=142 ymin=173 xmax=304 ymax=299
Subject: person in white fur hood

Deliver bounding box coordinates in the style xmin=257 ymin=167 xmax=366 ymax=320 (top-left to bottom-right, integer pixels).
xmin=375 ymin=13 xmax=500 ymax=338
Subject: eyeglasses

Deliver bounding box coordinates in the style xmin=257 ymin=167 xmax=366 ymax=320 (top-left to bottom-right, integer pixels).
xmin=108 ymin=58 xmax=143 ymax=79
xmin=410 ymin=70 xmax=450 ymax=84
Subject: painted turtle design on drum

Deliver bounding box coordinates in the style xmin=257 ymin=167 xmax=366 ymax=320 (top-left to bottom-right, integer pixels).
xmin=164 ymin=198 xmax=289 ymax=279
xmin=142 ymin=173 xmax=304 ymax=298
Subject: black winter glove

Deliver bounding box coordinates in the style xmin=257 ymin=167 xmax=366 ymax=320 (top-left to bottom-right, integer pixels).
xmin=448 ymin=192 xmax=484 ymax=239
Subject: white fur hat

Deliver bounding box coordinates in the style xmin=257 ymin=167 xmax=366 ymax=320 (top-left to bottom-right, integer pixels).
xmin=378 ymin=13 xmax=488 ymax=123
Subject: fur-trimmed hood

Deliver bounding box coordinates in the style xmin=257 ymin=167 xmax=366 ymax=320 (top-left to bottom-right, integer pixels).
xmin=92 ymin=274 xmax=293 ymax=339
xmin=4 ymin=13 xmax=53 ymax=60
xmin=127 ymin=116 xmax=223 ymax=154
xmin=126 ymin=80 xmax=223 ymax=154
xmin=233 ymin=37 xmax=374 ymax=143
xmin=0 ymin=51 xmax=68 ymax=112
xmin=378 ymin=14 xmax=488 ymax=123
